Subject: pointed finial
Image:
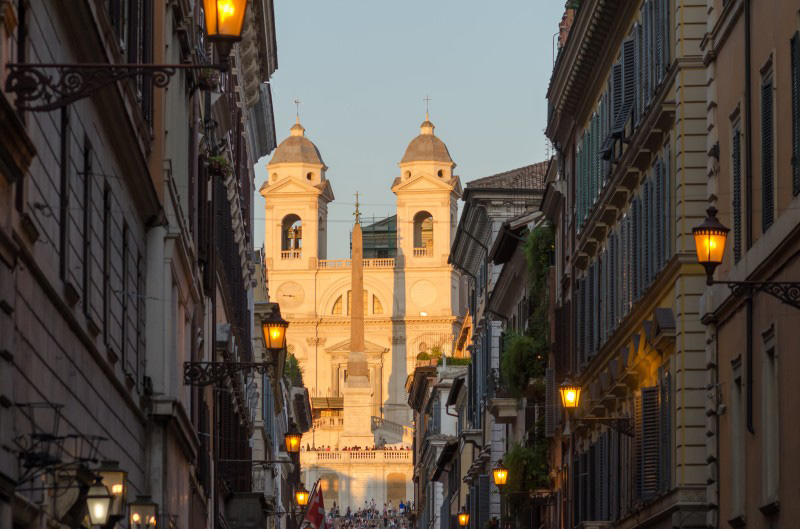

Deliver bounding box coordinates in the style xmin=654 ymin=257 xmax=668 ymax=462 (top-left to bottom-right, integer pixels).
xmin=294 ymin=99 xmax=302 ymax=122
xmin=423 ymin=95 xmax=431 ymax=120
xmin=354 ymin=192 xmax=361 ymax=224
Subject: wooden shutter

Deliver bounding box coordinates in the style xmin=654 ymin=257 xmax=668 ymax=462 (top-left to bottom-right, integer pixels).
xmin=554 ymin=306 xmax=566 ymax=378
xmin=610 ymin=431 xmax=619 ymax=520
xmin=633 ymin=23 xmax=642 ymax=125
xmin=643 ymin=1 xmax=652 ymax=107
xmin=545 ymin=367 xmax=556 ymax=437
xmin=663 ymin=147 xmax=671 ymax=262
xmin=634 ymin=391 xmax=643 ymax=501
xmin=579 ymin=452 xmax=589 ymax=523
xmin=639 ymin=387 xmax=660 ymax=500
xmin=610 ymin=233 xmax=617 ymax=329
xmin=792 ymin=32 xmax=800 ymax=196
xmin=654 ymin=0 xmax=664 ymax=84
xmin=643 ymin=181 xmax=651 ymax=287
xmin=612 ymin=40 xmax=636 ymax=135
xmin=478 ymin=474 xmax=490 ymax=528
xmin=587 ymin=268 xmax=594 ymax=359
xmin=732 ymin=126 xmax=743 ymax=262
xmin=573 ymin=455 xmax=580 ymax=528
xmin=659 ymin=370 xmax=672 ymax=492
xmin=761 ymin=78 xmax=775 ymax=231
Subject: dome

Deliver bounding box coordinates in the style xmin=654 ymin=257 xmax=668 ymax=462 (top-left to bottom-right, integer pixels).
xmin=268 ymin=120 xmax=325 ymax=165
xmin=400 ymin=117 xmax=453 ymax=164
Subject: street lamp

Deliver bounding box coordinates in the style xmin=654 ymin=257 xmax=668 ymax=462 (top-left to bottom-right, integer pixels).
xmin=558 ymin=378 xmax=581 ymax=410
xmin=86 ymin=478 xmax=113 ymax=526
xmin=691 ymin=207 xmax=800 ymax=308
xmin=261 ymin=310 xmax=289 ymax=363
xmin=129 ymin=497 xmax=158 ymax=529
xmin=692 ymin=207 xmax=729 ymax=285
xmin=5 ymin=0 xmax=250 ymax=112
xmin=492 ymin=459 xmax=508 ymax=491
xmin=295 ymin=483 xmax=310 ymax=507
xmin=457 ymin=506 xmax=470 ymax=527
xmin=203 ymin=0 xmax=248 ymax=64
xmin=97 ymin=461 xmax=127 ymax=520
xmin=284 ymin=422 xmax=303 ymax=455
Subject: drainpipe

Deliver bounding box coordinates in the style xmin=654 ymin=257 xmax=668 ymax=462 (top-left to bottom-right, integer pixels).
xmin=743 ymin=0 xmax=754 ymax=434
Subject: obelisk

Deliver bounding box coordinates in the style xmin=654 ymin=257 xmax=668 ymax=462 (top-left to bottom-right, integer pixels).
xmin=341 ymin=195 xmax=375 ymax=446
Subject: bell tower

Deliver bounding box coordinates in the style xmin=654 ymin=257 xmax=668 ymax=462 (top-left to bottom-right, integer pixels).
xmin=392 ymin=116 xmax=462 ymax=267
xmin=260 ymin=120 xmax=334 ymax=270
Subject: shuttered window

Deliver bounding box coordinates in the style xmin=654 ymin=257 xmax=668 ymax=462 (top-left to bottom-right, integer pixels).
xmin=732 ymin=125 xmax=743 ymax=262
xmin=761 ymin=76 xmax=775 ymax=232
xmin=659 ymin=369 xmax=672 ymax=492
xmin=791 ymin=32 xmax=800 ymax=196
xmin=545 ymin=367 xmax=556 ymax=437
xmin=638 ymin=387 xmax=660 ymax=500
xmin=478 ymin=474 xmax=490 ymax=528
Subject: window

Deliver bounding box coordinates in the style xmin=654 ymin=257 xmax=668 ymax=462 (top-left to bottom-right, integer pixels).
xmin=730 ymin=356 xmax=745 ymax=523
xmin=331 ymin=295 xmax=342 ymax=315
xmin=82 ymin=136 xmax=94 ymax=316
xmin=306 ymin=172 xmax=313 ymax=180
xmin=791 ymin=32 xmax=800 ymax=196
xmin=412 ymin=211 xmax=433 ymax=249
xmin=59 ymin=107 xmax=71 ymax=280
xmin=103 ymin=185 xmax=112 ymax=344
xmin=281 ymin=214 xmax=302 ymax=251
xmin=373 ymin=295 xmax=383 ymax=315
xmin=761 ymin=326 xmax=779 ymax=510
xmin=761 ymin=73 xmax=775 ymax=232
xmin=731 ymin=122 xmax=743 ymax=262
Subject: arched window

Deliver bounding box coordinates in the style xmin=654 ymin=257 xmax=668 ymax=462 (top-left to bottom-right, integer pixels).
xmin=332 ymin=295 xmax=343 ymax=315
xmin=281 ymin=214 xmax=302 ymax=251
xmin=373 ymin=295 xmax=383 ymax=315
xmin=413 ymin=211 xmax=433 ymax=250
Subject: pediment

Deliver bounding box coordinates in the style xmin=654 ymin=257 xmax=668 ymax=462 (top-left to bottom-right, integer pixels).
xmin=260 ymin=177 xmax=325 ymax=197
xmin=315 ymin=179 xmax=335 ymax=201
xmin=391 ymin=172 xmax=458 ymax=194
xmin=325 ymin=339 xmax=389 ymax=354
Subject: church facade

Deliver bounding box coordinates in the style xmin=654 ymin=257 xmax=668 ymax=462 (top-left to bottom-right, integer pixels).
xmin=259 ymin=116 xmax=463 ymax=509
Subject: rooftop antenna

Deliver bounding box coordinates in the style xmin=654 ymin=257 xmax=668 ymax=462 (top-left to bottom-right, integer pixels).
xmin=423 ymin=95 xmax=432 ymax=120
xmin=294 ymin=99 xmax=301 ymax=122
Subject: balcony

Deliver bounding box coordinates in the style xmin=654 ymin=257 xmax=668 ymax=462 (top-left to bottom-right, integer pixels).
xmin=299 ymin=449 xmax=412 ymax=465
xmin=317 ymin=258 xmax=395 ymax=269
xmin=280 ymin=250 xmax=302 ymax=260
xmin=413 ymin=247 xmax=432 ymax=257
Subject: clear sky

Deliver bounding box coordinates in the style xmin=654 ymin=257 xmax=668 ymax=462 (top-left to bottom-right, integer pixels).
xmin=252 ymin=0 xmax=565 ymax=259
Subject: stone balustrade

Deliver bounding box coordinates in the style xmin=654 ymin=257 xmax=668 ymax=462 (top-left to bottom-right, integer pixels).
xmin=317 ymin=258 xmax=395 ymax=269
xmin=299 ymin=450 xmax=412 ymax=464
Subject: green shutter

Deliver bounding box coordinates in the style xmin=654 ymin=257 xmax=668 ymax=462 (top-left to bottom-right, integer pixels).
xmin=761 ymin=78 xmax=775 ymax=231
xmin=639 ymin=387 xmax=660 ymax=500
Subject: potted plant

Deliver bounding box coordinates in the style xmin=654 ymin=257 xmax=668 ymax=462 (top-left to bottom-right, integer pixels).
xmin=197 ymin=68 xmax=220 ymax=91
xmin=206 ymin=155 xmax=232 ymax=178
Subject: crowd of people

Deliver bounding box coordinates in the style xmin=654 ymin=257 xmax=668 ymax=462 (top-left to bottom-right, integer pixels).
xmin=302 ymin=444 xmax=412 ymax=452
xmin=327 ymin=499 xmax=414 ymax=529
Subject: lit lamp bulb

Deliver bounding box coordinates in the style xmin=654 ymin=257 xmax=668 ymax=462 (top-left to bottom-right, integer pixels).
xmin=559 ymin=378 xmax=581 ymax=410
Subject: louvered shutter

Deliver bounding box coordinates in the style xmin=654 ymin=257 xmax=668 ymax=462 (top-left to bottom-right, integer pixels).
xmin=643 ymin=1 xmax=652 ymax=107
xmin=579 ymin=452 xmax=589 ymax=523
xmin=792 ymin=32 xmax=800 ymax=196
xmin=639 ymin=387 xmax=660 ymax=500
xmin=478 ymin=474 xmax=490 ymax=528
xmin=620 ymin=219 xmax=627 ymax=315
xmin=609 ymin=431 xmax=619 ymax=520
xmin=545 ymin=367 xmax=556 ymax=437
xmin=654 ymin=161 xmax=663 ymax=273
xmin=572 ymin=455 xmax=580 ymax=528
xmin=634 ymin=391 xmax=643 ymax=500
xmin=660 ymin=370 xmax=672 ymax=493
xmin=762 ymin=78 xmax=775 ymax=231
xmin=588 ymin=443 xmax=597 ymax=521
xmin=608 ymin=231 xmax=618 ymax=328
xmin=630 ymin=200 xmax=639 ymax=302
xmin=588 ymin=267 xmax=594 ymax=358
xmin=554 ymin=307 xmax=565 ymax=378
xmin=663 ymin=147 xmax=671 ymax=262
xmin=654 ymin=0 xmax=663 ymax=85
xmin=600 ymin=252 xmax=606 ymax=342
xmin=732 ymin=126 xmax=743 ymax=262
xmin=643 ymin=181 xmax=651 ymax=287
xmin=612 ymin=40 xmax=636 ymax=135
xmin=633 ymin=23 xmax=642 ymax=125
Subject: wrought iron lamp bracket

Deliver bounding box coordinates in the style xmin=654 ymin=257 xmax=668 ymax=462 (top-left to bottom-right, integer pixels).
xmin=5 ymin=62 xmax=226 ymax=112
xmin=579 ymin=417 xmax=634 ymax=437
xmin=716 ymin=280 xmax=800 ymax=310
xmin=183 ymin=361 xmax=271 ymax=386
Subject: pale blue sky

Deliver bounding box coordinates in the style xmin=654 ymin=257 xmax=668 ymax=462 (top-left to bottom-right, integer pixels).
xmin=253 ymin=0 xmax=565 ymax=259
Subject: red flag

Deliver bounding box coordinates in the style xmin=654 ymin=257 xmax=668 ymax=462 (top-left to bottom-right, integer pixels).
xmin=302 ymin=480 xmax=326 ymax=529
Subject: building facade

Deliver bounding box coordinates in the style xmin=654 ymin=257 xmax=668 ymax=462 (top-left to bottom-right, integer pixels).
xmin=447 ymin=163 xmax=547 ymax=528
xmin=261 ymin=116 xmax=464 ymax=509
xmin=700 ymin=1 xmax=800 ymax=528
xmin=544 ymin=1 xmax=711 ymax=528
xmin=0 ymin=2 xmax=279 ymax=529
